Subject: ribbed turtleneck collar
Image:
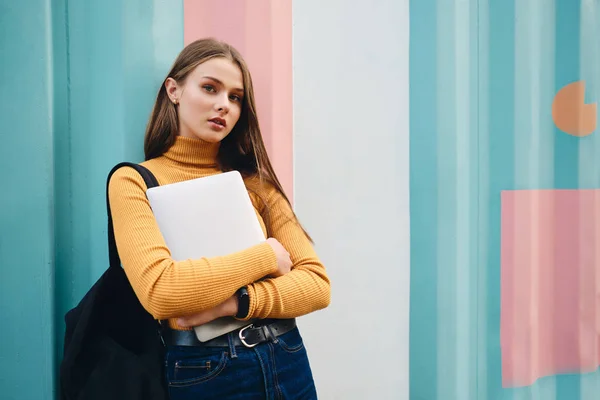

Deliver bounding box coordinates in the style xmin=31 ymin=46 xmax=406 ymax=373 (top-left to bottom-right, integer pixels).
xmin=162 ymin=135 xmax=220 ymax=168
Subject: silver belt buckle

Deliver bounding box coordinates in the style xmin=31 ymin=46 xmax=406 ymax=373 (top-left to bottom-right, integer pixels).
xmin=239 ymin=324 xmax=258 ymax=348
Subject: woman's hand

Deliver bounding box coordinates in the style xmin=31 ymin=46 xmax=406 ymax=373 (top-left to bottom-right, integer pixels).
xmin=177 ymin=295 xmax=239 ymax=327
xmin=177 ymin=239 xmax=291 ymax=328
xmin=266 ymin=238 xmax=292 ymax=277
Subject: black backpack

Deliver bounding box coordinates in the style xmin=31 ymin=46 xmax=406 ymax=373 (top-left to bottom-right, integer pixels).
xmin=59 ymin=162 xmax=169 ymax=400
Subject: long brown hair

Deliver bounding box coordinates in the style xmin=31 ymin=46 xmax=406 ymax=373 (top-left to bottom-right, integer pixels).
xmin=143 ymin=38 xmax=311 ymax=241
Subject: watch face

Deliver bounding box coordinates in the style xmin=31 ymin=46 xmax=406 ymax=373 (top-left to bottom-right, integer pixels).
xmin=236 ymin=289 xmax=250 ymax=319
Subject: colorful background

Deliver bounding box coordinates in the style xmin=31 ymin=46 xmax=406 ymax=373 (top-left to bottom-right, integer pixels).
xmin=411 ymin=0 xmax=600 ymax=399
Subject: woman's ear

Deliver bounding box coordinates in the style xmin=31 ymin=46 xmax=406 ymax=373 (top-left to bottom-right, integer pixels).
xmin=165 ymin=77 xmax=180 ymax=104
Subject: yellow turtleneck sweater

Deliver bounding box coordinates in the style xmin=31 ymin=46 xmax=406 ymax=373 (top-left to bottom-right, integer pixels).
xmin=108 ymin=136 xmax=330 ymax=330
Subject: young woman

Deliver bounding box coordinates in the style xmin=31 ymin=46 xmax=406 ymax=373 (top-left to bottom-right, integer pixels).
xmin=108 ymin=38 xmax=330 ymax=399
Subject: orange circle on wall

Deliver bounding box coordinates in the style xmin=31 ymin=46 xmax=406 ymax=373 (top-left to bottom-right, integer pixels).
xmin=552 ymin=80 xmax=597 ymax=137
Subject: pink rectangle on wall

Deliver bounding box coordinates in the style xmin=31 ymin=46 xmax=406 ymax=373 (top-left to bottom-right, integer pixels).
xmin=501 ymin=189 xmax=600 ymax=388
xmin=183 ymin=0 xmax=294 ymax=201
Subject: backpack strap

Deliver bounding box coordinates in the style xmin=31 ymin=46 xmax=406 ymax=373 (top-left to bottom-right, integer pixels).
xmin=106 ymin=162 xmax=159 ymax=270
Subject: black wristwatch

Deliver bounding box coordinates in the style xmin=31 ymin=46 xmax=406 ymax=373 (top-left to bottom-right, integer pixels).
xmin=235 ymin=286 xmax=250 ymax=319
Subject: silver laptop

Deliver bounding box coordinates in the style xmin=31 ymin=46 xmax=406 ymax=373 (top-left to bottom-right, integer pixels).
xmin=146 ymin=171 xmax=264 ymax=341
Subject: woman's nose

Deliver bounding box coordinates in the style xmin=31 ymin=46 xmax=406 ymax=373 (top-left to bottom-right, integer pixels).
xmin=215 ymin=95 xmax=230 ymax=113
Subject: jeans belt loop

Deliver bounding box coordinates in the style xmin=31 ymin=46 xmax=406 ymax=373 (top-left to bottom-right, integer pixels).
xmin=263 ymin=324 xmax=278 ymax=343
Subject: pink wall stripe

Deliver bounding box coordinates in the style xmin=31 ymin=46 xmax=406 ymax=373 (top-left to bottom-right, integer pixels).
xmin=501 ymin=189 xmax=600 ymax=387
xmin=183 ymin=0 xmax=294 ymax=201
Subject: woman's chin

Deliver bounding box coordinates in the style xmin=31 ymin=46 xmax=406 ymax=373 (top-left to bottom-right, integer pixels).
xmin=190 ymin=130 xmax=229 ymax=143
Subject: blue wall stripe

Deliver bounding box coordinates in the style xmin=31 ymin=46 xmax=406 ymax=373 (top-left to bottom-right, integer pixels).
xmin=410 ymin=0 xmax=600 ymax=399
xmin=409 ymin=0 xmax=440 ymax=398
xmin=485 ymin=0 xmax=516 ymax=396
xmin=477 ymin=0 xmax=491 ymax=397
xmin=553 ymin=0 xmax=582 ymax=191
xmin=577 ymin=1 xmax=600 ymax=190
xmin=0 ymin=0 xmax=56 ymax=398
xmin=1 ymin=1 xmax=184 ymax=398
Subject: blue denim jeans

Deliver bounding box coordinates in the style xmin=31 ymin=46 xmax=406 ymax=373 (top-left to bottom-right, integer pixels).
xmin=164 ymin=326 xmax=318 ymax=399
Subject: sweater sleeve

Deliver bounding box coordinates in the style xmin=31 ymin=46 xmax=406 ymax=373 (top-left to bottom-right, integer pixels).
xmin=108 ymin=167 xmax=278 ymax=320
xmin=241 ymin=181 xmax=331 ymax=320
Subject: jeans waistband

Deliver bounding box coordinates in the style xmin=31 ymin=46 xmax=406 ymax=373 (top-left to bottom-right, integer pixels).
xmin=162 ymin=318 xmax=296 ymax=348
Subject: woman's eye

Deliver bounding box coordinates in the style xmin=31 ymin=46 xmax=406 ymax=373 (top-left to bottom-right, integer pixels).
xmin=229 ymin=94 xmax=242 ymax=102
xmin=202 ymin=85 xmax=216 ymax=93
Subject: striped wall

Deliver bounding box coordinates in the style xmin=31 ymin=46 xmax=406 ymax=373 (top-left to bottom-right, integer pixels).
xmin=410 ymin=0 xmax=600 ymax=399
xmin=409 ymin=1 xmax=479 ymax=398
xmin=0 ymin=1 xmax=295 ymax=399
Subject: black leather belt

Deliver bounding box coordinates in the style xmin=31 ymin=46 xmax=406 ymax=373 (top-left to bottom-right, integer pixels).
xmin=162 ymin=319 xmax=296 ymax=348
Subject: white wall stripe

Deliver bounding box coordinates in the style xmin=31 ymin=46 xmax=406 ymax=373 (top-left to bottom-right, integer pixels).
xmin=292 ymin=1 xmax=410 ymax=398
xmin=454 ymin=0 xmax=473 ymax=399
